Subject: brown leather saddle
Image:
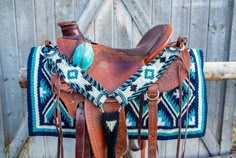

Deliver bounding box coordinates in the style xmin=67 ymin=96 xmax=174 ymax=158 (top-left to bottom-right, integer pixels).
xmin=50 ymin=21 xmax=190 ymax=158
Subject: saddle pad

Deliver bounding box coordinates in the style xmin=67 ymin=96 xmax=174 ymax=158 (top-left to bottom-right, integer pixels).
xmin=125 ymin=49 xmax=207 ymax=139
xmin=27 ymin=47 xmax=207 ymax=139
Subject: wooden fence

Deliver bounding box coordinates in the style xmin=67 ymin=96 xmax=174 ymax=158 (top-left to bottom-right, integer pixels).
xmin=0 ymin=0 xmax=236 ymax=157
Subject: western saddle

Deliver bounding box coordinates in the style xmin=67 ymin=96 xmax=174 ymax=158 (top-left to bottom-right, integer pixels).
xmin=45 ymin=21 xmax=190 ymax=158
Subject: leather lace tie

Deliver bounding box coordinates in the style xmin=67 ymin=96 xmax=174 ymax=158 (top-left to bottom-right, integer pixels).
xmin=52 ymin=76 xmax=64 ymax=158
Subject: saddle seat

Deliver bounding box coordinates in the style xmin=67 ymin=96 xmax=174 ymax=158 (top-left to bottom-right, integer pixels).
xmin=54 ymin=23 xmax=190 ymax=158
xmin=58 ymin=24 xmax=173 ymax=91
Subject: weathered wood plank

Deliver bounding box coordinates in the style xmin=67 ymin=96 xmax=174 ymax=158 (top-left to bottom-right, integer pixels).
xmin=189 ymin=0 xmax=210 ymax=55
xmin=202 ymin=124 xmax=220 ymax=156
xmin=206 ymin=0 xmax=231 ymax=145
xmin=94 ymin=0 xmax=113 ymax=46
xmin=136 ymin=0 xmax=151 ymax=23
xmin=132 ymin=21 xmax=142 ymax=47
xmin=7 ymin=117 xmax=28 ymax=158
xmin=220 ymin=80 xmax=236 ymax=155
xmin=189 ymin=2 xmax=209 ymax=155
xmin=0 ymin=64 xmax=5 ymax=158
xmin=35 ymin=0 xmax=56 ymax=44
xmin=3 ymin=0 xmax=236 ymax=157
xmin=210 ymin=154 xmax=236 ymax=158
xmin=55 ymin=0 xmax=74 ymax=38
xmin=158 ymin=140 xmax=166 ymax=157
xmin=121 ymin=0 xmax=150 ymax=35
xmin=85 ymin=19 xmax=95 ymax=42
xmin=15 ymin=0 xmax=36 ymax=128
xmin=77 ymin=0 xmax=103 ymax=33
xmin=165 ymin=139 xmax=180 ymax=157
xmin=74 ymin=0 xmax=89 ymax=20
xmin=19 ymin=137 xmax=75 ymax=157
xmin=171 ymin=0 xmax=191 ymax=41
xmin=198 ymin=139 xmax=210 ymax=157
xmin=113 ymin=0 xmax=132 ymax=48
xmin=44 ymin=137 xmax=75 ymax=157
xmin=184 ymin=139 xmax=200 ymax=157
xmin=204 ymin=62 xmax=236 ymax=80
xmin=0 ymin=0 xmax=23 ymax=145
xmin=220 ymin=0 xmax=236 ymax=154
xmin=19 ymin=137 xmax=46 ymax=157
xmin=15 ymin=0 xmax=35 ymax=67
xmin=152 ymin=0 xmax=172 ymax=25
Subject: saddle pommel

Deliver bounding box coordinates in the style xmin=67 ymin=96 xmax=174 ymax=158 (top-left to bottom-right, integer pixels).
xmin=58 ymin=21 xmax=85 ymax=42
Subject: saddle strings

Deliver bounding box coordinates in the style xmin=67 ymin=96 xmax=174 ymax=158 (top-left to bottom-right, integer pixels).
xmin=169 ymin=38 xmax=189 ymax=158
xmin=52 ymin=73 xmax=64 ymax=158
xmin=175 ymin=51 xmax=191 ymax=158
xmin=182 ymin=70 xmax=190 ymax=158
xmin=178 ymin=55 xmax=191 ymax=158
xmin=176 ymin=60 xmax=183 ymax=158
xmin=138 ymin=93 xmax=146 ymax=150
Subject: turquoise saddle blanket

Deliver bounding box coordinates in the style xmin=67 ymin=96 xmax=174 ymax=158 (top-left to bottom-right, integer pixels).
xmin=27 ymin=46 xmax=207 ymax=140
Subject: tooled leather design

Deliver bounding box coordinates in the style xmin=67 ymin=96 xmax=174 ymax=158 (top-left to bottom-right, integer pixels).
xmin=52 ymin=48 xmax=190 ymax=158
xmin=155 ymin=49 xmax=190 ymax=92
xmin=53 ymin=22 xmax=191 ymax=158
xmin=85 ymin=99 xmax=128 ymax=158
xmin=147 ymin=84 xmax=159 ymax=158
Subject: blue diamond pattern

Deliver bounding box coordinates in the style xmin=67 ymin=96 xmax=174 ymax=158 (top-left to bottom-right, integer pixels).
xmin=67 ymin=69 xmax=78 ymax=79
xmin=144 ymin=69 xmax=155 ymax=80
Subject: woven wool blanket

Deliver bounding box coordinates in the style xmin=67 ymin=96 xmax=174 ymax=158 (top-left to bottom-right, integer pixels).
xmin=27 ymin=46 xmax=207 ymax=139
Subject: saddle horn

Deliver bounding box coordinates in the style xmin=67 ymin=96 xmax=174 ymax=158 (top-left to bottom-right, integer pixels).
xmin=58 ymin=21 xmax=86 ymax=42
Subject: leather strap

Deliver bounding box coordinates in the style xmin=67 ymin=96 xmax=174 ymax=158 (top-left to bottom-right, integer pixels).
xmin=180 ymin=59 xmax=191 ymax=158
xmin=176 ymin=61 xmax=183 ymax=158
xmin=139 ymin=94 xmax=146 ymax=158
xmin=84 ymin=99 xmax=128 ymax=158
xmin=76 ymin=103 xmax=91 ymax=158
xmin=141 ymin=141 xmax=146 ymax=158
xmin=84 ymin=125 xmax=92 ymax=158
xmin=53 ymin=76 xmax=64 ymax=158
xmin=138 ymin=94 xmax=144 ymax=150
xmin=147 ymin=84 xmax=159 ymax=158
xmin=54 ymin=107 xmax=63 ymax=158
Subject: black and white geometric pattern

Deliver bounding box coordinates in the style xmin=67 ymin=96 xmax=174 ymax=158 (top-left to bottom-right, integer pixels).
xmin=45 ymin=47 xmax=179 ymax=108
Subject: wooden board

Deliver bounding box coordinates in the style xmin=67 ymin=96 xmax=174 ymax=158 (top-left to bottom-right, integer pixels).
xmin=55 ymin=0 xmax=74 ymax=37
xmin=0 ymin=0 xmax=24 ymax=145
xmin=1 ymin=0 xmax=236 ymax=157
xmin=113 ymin=0 xmax=132 ymax=48
xmin=220 ymin=0 xmax=236 ymax=154
xmin=206 ymin=0 xmax=231 ymax=145
xmin=35 ymin=0 xmax=56 ymax=44
xmin=153 ymin=0 xmax=172 ymax=25
xmin=171 ymin=0 xmax=191 ymax=41
xmin=94 ymin=0 xmax=113 ymax=46
xmin=0 ymin=62 xmax=5 ymax=158
xmin=189 ymin=0 xmax=210 ymax=55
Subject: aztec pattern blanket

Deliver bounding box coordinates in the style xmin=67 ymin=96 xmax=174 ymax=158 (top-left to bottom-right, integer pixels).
xmin=27 ymin=46 xmax=207 ymax=139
